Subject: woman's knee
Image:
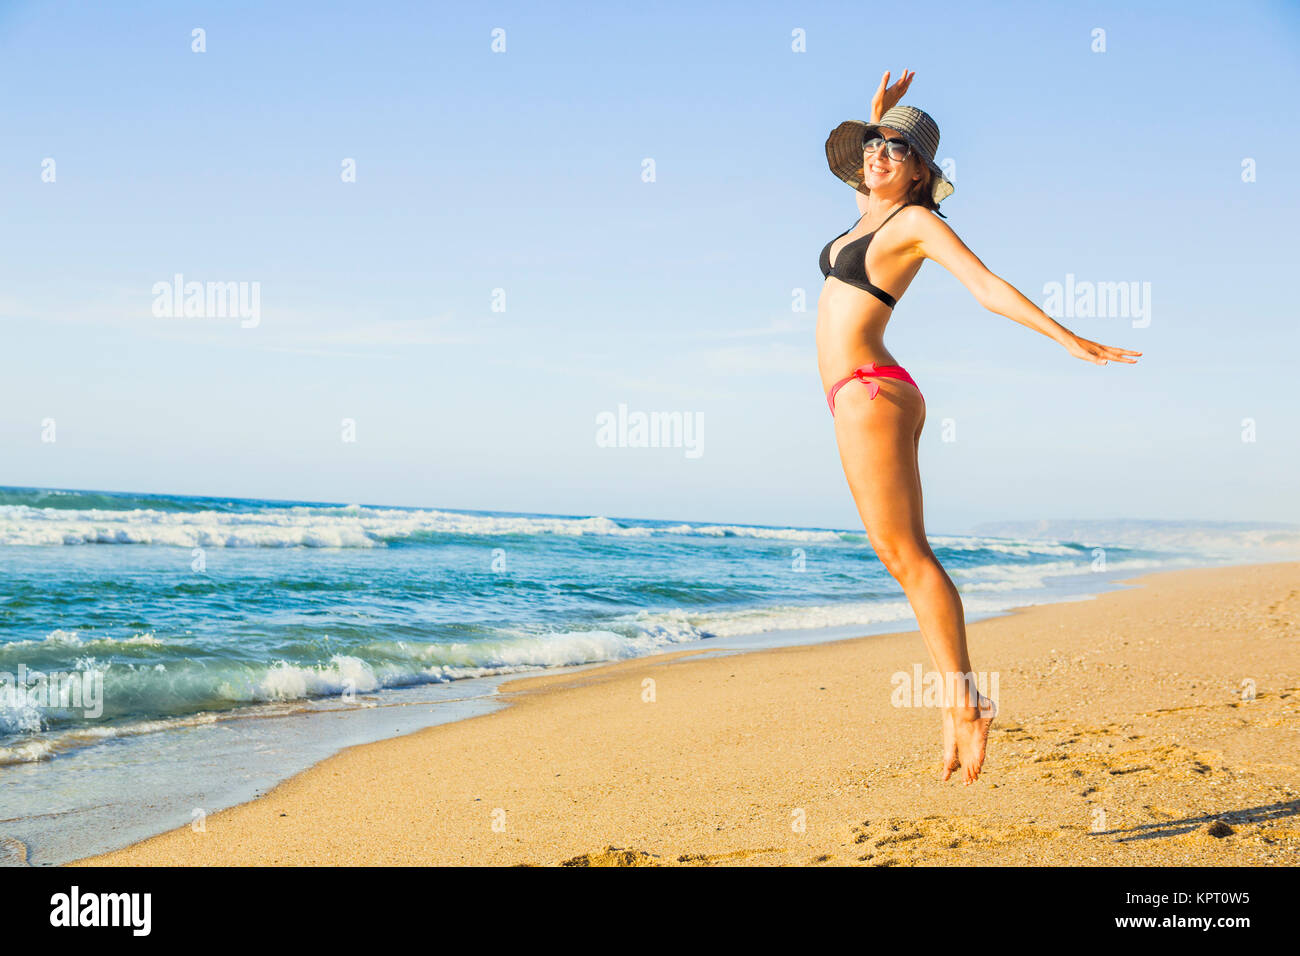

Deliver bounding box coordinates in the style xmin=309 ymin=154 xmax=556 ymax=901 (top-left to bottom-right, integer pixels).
xmin=872 ymin=537 xmax=937 ymax=587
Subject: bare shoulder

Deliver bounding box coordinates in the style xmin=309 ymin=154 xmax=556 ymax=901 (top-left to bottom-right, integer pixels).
xmin=900 ymin=205 xmax=959 ymax=251
xmin=888 ymin=204 xmax=944 ymax=256
xmin=899 ymin=204 xmax=947 ymax=232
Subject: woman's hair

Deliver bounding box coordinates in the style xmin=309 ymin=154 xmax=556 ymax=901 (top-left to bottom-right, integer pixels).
xmin=905 ymin=160 xmax=940 ymax=213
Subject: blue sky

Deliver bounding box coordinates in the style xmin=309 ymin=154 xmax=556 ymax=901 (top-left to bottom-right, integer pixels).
xmin=1 ymin=0 xmax=1297 ymax=533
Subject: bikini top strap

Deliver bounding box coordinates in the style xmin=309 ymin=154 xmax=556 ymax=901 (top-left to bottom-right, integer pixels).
xmin=873 ymin=203 xmax=910 ymax=233
xmin=837 ymin=211 xmax=867 ymax=238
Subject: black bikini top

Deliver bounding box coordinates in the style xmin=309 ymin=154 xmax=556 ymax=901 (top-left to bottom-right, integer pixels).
xmin=818 ymin=204 xmax=909 ymax=309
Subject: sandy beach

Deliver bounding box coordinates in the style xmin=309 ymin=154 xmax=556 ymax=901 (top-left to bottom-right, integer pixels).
xmin=77 ymin=562 xmax=1299 ymax=867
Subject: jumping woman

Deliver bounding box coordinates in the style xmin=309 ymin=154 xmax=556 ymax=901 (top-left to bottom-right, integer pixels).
xmin=818 ymin=71 xmax=1140 ymax=784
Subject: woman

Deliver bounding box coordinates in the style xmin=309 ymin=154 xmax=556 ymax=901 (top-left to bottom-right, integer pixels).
xmin=817 ymin=71 xmax=1140 ymax=785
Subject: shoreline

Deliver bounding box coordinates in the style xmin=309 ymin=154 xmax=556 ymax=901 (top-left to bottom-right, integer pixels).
xmin=6 ymin=553 xmax=1166 ymax=865
xmin=74 ymin=561 xmax=1300 ymax=866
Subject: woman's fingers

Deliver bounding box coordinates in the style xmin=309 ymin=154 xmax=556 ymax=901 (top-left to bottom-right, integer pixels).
xmin=1077 ymin=337 xmax=1142 ymax=364
xmin=1101 ymin=345 xmax=1141 ymax=362
xmin=884 ymin=70 xmax=913 ymax=104
xmin=872 ymin=70 xmax=915 ymax=121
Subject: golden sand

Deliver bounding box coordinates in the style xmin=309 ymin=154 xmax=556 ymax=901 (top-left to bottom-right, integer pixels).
xmin=76 ymin=562 xmax=1299 ymax=866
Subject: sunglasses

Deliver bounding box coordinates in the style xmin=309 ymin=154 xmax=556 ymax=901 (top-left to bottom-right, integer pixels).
xmin=862 ymin=134 xmax=912 ymax=162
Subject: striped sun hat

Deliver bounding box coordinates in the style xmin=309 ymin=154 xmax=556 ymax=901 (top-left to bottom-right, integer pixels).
xmin=825 ymin=105 xmax=954 ymax=205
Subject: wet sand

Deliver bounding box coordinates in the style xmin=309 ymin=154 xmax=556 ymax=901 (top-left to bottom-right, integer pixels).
xmin=77 ymin=562 xmax=1300 ymax=866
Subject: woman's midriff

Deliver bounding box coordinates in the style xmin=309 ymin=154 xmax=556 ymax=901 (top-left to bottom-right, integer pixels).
xmin=816 ymin=280 xmax=900 ymax=393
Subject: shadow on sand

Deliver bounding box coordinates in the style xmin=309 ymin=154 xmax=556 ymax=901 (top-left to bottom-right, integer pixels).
xmin=1091 ymin=798 xmax=1300 ymax=842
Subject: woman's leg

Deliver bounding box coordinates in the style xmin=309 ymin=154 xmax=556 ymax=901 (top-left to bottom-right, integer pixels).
xmin=832 ymin=378 xmax=995 ymax=783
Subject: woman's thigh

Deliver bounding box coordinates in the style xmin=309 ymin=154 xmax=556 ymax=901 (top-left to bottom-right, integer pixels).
xmin=832 ymin=379 xmax=930 ymax=563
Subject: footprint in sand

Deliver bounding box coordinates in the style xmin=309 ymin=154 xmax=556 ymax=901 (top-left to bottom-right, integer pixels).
xmin=0 ymin=837 xmax=28 ymax=867
xmin=561 ymin=846 xmax=661 ymax=867
xmin=850 ymin=815 xmax=1058 ymax=865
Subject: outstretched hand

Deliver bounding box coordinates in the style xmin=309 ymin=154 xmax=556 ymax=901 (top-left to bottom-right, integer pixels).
xmin=871 ymin=69 xmax=915 ymax=122
xmin=1064 ymin=334 xmax=1142 ymax=366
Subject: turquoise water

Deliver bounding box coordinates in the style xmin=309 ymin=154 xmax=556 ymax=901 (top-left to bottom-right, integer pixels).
xmin=4 ymin=485 xmax=1294 ymax=863
xmin=0 ymin=485 xmax=1257 ymax=766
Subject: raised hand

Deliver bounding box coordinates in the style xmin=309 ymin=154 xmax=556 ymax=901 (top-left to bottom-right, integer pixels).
xmin=1064 ymin=334 xmax=1143 ymax=366
xmin=870 ymin=69 xmax=915 ymax=123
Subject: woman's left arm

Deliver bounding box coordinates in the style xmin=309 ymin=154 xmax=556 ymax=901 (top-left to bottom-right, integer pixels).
xmin=910 ymin=209 xmax=1142 ymax=366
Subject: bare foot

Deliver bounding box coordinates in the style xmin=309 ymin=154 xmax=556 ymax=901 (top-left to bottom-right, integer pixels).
xmin=949 ymin=695 xmax=996 ymax=785
xmin=940 ymin=710 xmax=961 ymax=781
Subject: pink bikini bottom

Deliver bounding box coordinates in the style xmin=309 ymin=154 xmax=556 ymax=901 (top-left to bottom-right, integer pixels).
xmin=826 ymin=362 xmax=922 ymax=415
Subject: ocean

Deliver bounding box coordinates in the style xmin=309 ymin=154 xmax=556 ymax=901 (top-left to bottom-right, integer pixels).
xmin=1 ymin=485 xmax=1295 ymax=865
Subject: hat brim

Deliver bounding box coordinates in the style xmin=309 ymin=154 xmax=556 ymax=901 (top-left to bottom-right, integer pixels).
xmin=825 ymin=120 xmax=954 ymax=205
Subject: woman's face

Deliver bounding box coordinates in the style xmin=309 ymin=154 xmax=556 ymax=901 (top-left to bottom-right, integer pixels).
xmin=862 ymin=127 xmax=921 ymax=194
